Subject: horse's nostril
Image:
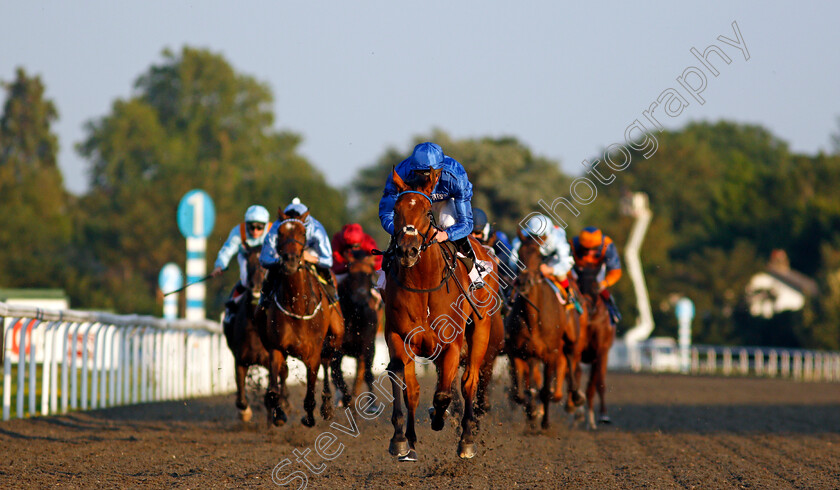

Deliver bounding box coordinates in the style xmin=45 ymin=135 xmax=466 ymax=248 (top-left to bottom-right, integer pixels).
xmin=409 ymin=247 xmax=419 ymax=257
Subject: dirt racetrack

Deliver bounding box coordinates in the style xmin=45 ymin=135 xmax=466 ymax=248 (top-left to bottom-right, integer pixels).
xmin=1 ymin=372 xmax=839 ymax=489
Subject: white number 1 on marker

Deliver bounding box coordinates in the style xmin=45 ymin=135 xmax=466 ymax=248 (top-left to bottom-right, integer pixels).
xmin=187 ymin=192 xmax=204 ymax=235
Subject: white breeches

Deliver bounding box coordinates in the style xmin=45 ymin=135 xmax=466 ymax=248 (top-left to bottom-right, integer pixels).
xmin=432 ymin=198 xmax=457 ymax=230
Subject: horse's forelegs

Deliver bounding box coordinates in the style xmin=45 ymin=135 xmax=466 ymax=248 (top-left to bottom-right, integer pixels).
xmin=301 ymin=359 xmax=318 ymax=427
xmin=320 ymin=361 xmax=334 ymax=421
xmin=540 ymin=360 xmax=556 ymax=430
xmin=509 ymin=356 xmax=528 ymax=406
xmin=387 ymin=358 xmax=410 ymax=458
xmin=279 ymin=359 xmax=290 ymax=411
xmin=352 ymin=356 xmax=366 ymax=401
xmin=595 ymin=354 xmax=610 ymax=424
xmin=565 ymin=350 xmax=586 ymax=412
xmin=235 ymin=362 xmax=252 ymax=422
xmin=402 ymin=360 xmax=420 ymax=462
xmin=329 ymin=354 xmax=351 ymax=408
xmin=265 ymin=350 xmax=287 ymax=427
xmin=430 ymin=346 xmax=459 ymax=432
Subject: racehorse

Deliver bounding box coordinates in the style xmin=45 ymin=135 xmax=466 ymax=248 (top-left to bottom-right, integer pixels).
xmin=569 ymin=266 xmax=615 ymax=429
xmin=332 ymin=250 xmax=381 ymax=406
xmin=384 ymin=168 xmax=499 ymax=461
xmin=505 ymin=233 xmax=585 ymax=429
xmin=223 ymin=246 xmax=289 ymax=422
xmin=256 ymin=214 xmax=345 ymax=427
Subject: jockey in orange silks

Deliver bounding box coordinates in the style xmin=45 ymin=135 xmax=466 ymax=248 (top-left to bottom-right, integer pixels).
xmin=571 ymin=226 xmax=623 ymax=325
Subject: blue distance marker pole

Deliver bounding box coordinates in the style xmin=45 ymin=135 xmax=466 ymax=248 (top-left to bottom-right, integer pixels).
xmin=158 ymin=263 xmax=183 ymax=319
xmin=675 ymin=297 xmax=695 ymax=373
xmin=177 ymin=190 xmax=216 ymax=321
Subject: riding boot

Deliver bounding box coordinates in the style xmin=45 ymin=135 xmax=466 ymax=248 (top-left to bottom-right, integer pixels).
xmin=600 ymin=289 xmax=622 ymax=325
xmin=315 ymin=265 xmax=340 ymax=304
xmin=453 ymin=236 xmax=487 ymax=291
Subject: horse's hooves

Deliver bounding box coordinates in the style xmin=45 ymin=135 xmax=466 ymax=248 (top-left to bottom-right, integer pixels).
xmin=272 ymin=408 xmax=287 ymax=427
xmin=458 ymin=442 xmax=477 ymax=459
xmin=389 ymin=439 xmax=410 ymax=457
xmin=398 ymin=449 xmax=418 ymax=462
xmin=321 ymin=406 xmax=334 ymax=421
xmin=238 ymin=406 xmax=253 ymax=423
xmin=301 ymin=415 xmax=316 ymax=427
xmin=572 ymin=390 xmax=587 ymax=407
xmin=279 ymin=399 xmax=291 ymax=411
xmin=429 ymin=407 xmax=446 ymax=431
xmin=599 ymin=415 xmax=612 ymax=424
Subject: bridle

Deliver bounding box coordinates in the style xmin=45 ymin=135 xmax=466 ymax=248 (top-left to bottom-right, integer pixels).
xmin=394 ymin=191 xmax=440 ymax=254
xmin=275 ymin=218 xmax=307 ymax=271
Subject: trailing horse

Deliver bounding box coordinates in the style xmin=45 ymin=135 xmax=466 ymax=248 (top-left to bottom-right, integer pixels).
xmin=256 ymin=214 xmax=345 ymax=428
xmin=332 ymin=250 xmax=382 ymax=406
xmin=505 ymin=233 xmax=586 ymax=429
xmin=569 ymin=266 xmax=615 ymax=429
xmin=223 ymin=246 xmax=287 ymax=422
xmin=383 ymin=168 xmax=500 ymax=461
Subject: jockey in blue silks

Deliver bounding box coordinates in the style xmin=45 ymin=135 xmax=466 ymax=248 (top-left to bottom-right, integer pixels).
xmin=378 ymin=141 xmax=488 ymax=290
xmin=260 ymin=197 xmax=339 ymax=302
xmin=211 ymin=204 xmax=272 ymax=326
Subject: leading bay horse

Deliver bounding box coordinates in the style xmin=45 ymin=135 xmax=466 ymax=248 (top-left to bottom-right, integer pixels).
xmin=569 ymin=265 xmax=615 ymax=429
xmin=256 ymin=214 xmax=345 ymax=427
xmin=384 ymin=169 xmax=500 ymax=461
xmin=505 ymin=233 xmax=586 ymax=429
xmin=223 ymin=245 xmax=287 ymax=422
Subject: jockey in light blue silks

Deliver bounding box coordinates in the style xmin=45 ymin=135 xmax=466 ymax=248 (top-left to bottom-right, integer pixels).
xmin=259 ymin=197 xmax=338 ymax=302
xmin=511 ymin=213 xmax=580 ymax=311
xmin=378 ymin=141 xmax=489 ymax=290
xmin=212 ymin=205 xmax=271 ymax=325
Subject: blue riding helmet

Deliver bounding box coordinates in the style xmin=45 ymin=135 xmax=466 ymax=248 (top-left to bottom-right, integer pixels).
xmin=409 ymin=142 xmax=444 ymax=171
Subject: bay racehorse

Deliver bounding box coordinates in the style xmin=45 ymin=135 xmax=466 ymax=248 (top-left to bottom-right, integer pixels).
xmin=570 ymin=266 xmax=615 ymax=429
xmin=223 ymin=246 xmax=288 ymax=422
xmin=256 ymin=213 xmax=345 ymax=427
xmin=505 ymin=232 xmax=586 ymax=429
xmin=384 ymin=168 xmax=500 ymax=461
xmin=332 ymin=250 xmax=382 ymax=406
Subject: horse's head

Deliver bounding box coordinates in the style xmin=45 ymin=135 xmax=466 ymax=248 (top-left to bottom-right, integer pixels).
xmin=514 ymin=230 xmax=544 ymax=294
xmin=576 ymin=266 xmax=601 ymax=302
xmin=246 ymin=246 xmax=266 ymax=296
xmin=342 ymin=251 xmax=377 ymax=304
xmin=391 ymin=167 xmax=440 ymax=268
xmin=275 ymin=213 xmax=308 ymax=275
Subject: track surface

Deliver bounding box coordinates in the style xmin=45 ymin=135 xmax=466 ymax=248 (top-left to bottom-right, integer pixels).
xmin=1 ymin=372 xmax=839 ymax=488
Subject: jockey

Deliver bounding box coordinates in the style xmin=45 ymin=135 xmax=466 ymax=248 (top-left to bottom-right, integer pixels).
xmin=571 ymin=226 xmax=623 ymax=325
xmin=471 ymin=208 xmax=514 ymax=272
xmin=378 ymin=142 xmax=489 ymax=290
xmin=331 ymin=223 xmax=382 ymax=278
xmin=211 ymin=205 xmax=271 ymax=325
xmin=511 ymin=213 xmax=579 ymax=311
xmin=260 ymin=197 xmax=338 ymax=303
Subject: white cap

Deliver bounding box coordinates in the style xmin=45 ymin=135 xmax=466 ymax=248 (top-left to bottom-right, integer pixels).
xmin=244 ymin=205 xmax=270 ymax=223
xmin=284 ymin=197 xmax=308 ymax=215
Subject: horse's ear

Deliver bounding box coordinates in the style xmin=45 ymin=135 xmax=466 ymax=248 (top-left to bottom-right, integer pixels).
xmin=300 ymin=210 xmax=310 ymax=222
xmin=278 ymin=208 xmax=287 ymax=220
xmin=517 ymin=228 xmax=527 ymax=242
xmin=391 ymin=167 xmax=409 ymax=193
xmin=421 ymin=168 xmax=441 ymax=196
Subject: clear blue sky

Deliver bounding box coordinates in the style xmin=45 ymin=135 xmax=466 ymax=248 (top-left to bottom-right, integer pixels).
xmin=2 ymin=1 xmax=838 ymax=195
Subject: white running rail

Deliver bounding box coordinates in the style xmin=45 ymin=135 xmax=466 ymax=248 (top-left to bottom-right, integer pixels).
xmin=0 ymin=301 xmax=235 ymax=420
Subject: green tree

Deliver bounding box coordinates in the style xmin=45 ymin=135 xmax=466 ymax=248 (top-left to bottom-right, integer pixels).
xmin=0 ymin=68 xmax=71 ymax=288
xmin=75 ymin=47 xmax=346 ymax=315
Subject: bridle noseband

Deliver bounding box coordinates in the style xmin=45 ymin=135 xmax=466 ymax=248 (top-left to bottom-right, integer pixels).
xmin=395 ymin=191 xmax=439 ymax=254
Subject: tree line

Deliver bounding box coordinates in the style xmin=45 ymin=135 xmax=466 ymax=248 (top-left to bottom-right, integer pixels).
xmin=2 ymin=47 xmax=838 ymax=350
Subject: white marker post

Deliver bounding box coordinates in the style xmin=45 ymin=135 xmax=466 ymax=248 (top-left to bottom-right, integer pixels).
xmin=675 ymin=297 xmax=695 ymax=374
xmin=177 ymin=190 xmax=216 ymax=321
xmin=158 ymin=263 xmax=183 ymax=319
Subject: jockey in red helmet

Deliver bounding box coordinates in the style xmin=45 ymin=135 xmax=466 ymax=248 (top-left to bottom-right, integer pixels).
xmin=331 ymin=223 xmax=383 ymax=276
